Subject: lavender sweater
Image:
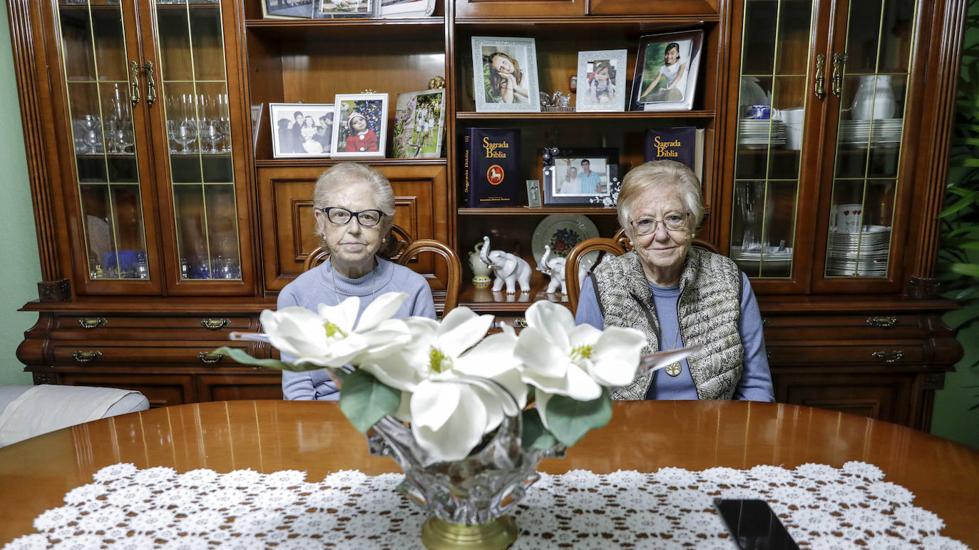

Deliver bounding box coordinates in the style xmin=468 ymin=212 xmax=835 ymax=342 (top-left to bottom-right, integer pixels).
xmin=575 ymin=273 xmax=774 ymax=402
xmin=278 ymin=258 xmax=436 ymax=401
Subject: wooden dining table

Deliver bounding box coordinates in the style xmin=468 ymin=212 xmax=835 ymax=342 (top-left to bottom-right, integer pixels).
xmin=0 ymin=400 xmax=976 ymax=546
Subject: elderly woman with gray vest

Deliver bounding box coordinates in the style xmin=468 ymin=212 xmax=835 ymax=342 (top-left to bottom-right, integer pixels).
xmin=575 ymin=160 xmax=774 ymax=401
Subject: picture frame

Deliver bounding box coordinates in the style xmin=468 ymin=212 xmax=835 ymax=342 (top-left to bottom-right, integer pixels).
xmin=269 ymin=103 xmax=335 ymax=159
xmin=630 ymin=30 xmax=703 ymax=112
xmin=542 ymin=148 xmax=619 ymax=206
xmin=471 ymin=36 xmax=541 ymax=113
xmin=526 ymin=180 xmax=542 ymax=208
xmin=315 ymin=0 xmax=375 ymax=18
xmin=380 ymin=0 xmax=435 ymax=18
xmin=261 ymin=0 xmax=314 ymax=19
xmin=331 ymin=93 xmax=388 ymax=159
xmin=392 ymin=89 xmax=445 ymax=159
xmin=250 ymin=103 xmax=263 ymax=153
xmin=575 ymin=49 xmax=628 ymax=112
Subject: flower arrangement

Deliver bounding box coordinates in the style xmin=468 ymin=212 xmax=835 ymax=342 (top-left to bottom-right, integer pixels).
xmin=218 ymin=292 xmax=694 ymax=463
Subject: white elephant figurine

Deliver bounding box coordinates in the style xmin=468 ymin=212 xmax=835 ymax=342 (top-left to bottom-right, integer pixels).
xmin=480 ymin=236 xmax=532 ymax=294
xmin=537 ymin=245 xmax=567 ymax=295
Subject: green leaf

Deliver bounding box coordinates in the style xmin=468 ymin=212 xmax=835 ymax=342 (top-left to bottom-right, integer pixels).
xmin=940 ymin=196 xmax=977 ymax=218
xmin=544 ymin=390 xmax=613 ymax=447
xmin=944 ymin=301 xmax=979 ymax=330
xmin=213 ymin=346 xmax=316 ymax=371
xmin=521 ymin=409 xmax=559 ymax=450
xmin=951 ymin=262 xmax=979 ymax=279
xmin=338 ymin=369 xmax=400 ymax=433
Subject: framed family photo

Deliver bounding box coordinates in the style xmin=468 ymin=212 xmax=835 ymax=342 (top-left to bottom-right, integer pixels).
xmin=269 ymin=103 xmax=334 ymax=158
xmin=575 ymin=49 xmax=628 ymax=112
xmin=471 ymin=36 xmax=541 ymax=113
xmin=315 ymin=0 xmax=375 ymax=18
xmin=542 ymin=148 xmax=619 ymax=206
xmin=630 ymin=30 xmax=703 ymax=112
xmin=262 ymin=0 xmax=314 ymax=19
xmin=331 ymin=93 xmax=388 ymax=159
xmin=392 ymin=89 xmax=445 ymax=159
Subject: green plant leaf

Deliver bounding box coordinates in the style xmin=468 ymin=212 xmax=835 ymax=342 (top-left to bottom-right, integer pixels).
xmin=940 ymin=195 xmax=977 ymax=218
xmin=338 ymin=369 xmax=400 ymax=433
xmin=521 ymin=409 xmax=558 ymax=450
xmin=544 ymin=390 xmax=612 ymax=447
xmin=212 ymin=346 xmax=316 ymax=371
xmin=951 ymin=262 xmax=979 ymax=279
xmin=944 ymin=302 xmax=979 ymax=330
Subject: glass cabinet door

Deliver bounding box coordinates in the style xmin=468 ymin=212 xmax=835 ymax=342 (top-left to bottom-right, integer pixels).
xmin=729 ymin=0 xmax=816 ymax=279
xmin=824 ymin=0 xmax=917 ymax=279
xmin=151 ymin=0 xmax=243 ymax=284
xmin=55 ymin=1 xmax=157 ymax=289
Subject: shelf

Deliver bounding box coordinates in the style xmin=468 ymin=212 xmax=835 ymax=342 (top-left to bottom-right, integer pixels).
xmin=459 ymin=207 xmax=617 ymax=216
xmin=459 ymin=287 xmax=570 ymax=313
xmin=254 ymin=158 xmax=447 ymax=168
xmin=245 ymin=17 xmax=444 ymax=39
xmin=456 ymin=110 xmax=715 ymax=120
xmin=455 ymin=15 xmax=720 ymax=27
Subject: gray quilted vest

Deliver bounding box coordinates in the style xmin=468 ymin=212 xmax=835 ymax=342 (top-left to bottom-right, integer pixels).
xmin=589 ymin=247 xmax=744 ymax=400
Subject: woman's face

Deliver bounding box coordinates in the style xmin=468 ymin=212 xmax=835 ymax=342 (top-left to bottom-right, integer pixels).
xmin=491 ymin=54 xmax=514 ymax=75
xmin=568 ymin=167 xmax=578 ymax=180
xmin=665 ymin=47 xmax=680 ymax=66
xmin=304 ymin=116 xmax=315 ymax=128
xmin=595 ymin=67 xmax=610 ymax=82
xmin=629 ymin=183 xmax=693 ymax=281
xmin=351 ymin=116 xmax=367 ymax=132
xmin=315 ymin=182 xmax=385 ymax=268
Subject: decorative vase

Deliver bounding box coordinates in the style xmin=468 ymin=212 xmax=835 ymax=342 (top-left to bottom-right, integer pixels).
xmin=367 ymin=410 xmax=562 ymax=549
xmin=852 ymin=75 xmax=896 ymax=120
xmin=468 ymin=243 xmax=493 ymax=289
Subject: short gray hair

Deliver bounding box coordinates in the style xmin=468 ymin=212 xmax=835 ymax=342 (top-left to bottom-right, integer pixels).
xmin=313 ymin=163 xmax=396 ymax=237
xmin=616 ymin=160 xmax=704 ymax=238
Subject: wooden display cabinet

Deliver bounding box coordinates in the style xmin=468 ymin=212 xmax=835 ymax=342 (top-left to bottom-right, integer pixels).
xmin=7 ymin=0 xmax=966 ymax=430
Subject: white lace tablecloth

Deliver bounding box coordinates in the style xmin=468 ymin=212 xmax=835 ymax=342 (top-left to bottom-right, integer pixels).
xmin=4 ymin=462 xmax=968 ymax=549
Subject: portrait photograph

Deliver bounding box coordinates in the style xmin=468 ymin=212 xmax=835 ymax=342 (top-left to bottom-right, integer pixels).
xmin=542 ymin=148 xmax=618 ymax=206
xmin=575 ymin=49 xmax=628 ymax=112
xmin=315 ymin=0 xmax=374 ymax=18
xmin=331 ymin=93 xmax=388 ymax=159
xmin=262 ymin=0 xmax=314 ymax=19
xmin=630 ymin=30 xmax=703 ymax=112
xmin=392 ymin=89 xmax=445 ymax=159
xmin=471 ymin=36 xmax=541 ymax=113
xmin=269 ymin=103 xmax=334 ymax=158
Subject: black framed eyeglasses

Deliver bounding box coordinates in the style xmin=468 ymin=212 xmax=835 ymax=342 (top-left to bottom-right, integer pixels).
xmin=630 ymin=212 xmax=691 ymax=236
xmin=318 ymin=207 xmax=385 ymax=228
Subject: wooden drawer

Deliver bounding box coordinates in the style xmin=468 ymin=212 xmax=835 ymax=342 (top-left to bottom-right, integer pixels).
xmin=763 ymin=314 xmax=928 ymax=341
xmin=53 ymin=315 xmax=259 ymax=340
xmin=767 ymin=343 xmax=924 ymax=367
xmin=52 ymin=341 xmax=261 ymax=366
xmin=58 ymin=373 xmax=195 ymax=408
xmin=773 ymin=372 xmax=914 ymax=425
xmin=197 ymin=373 xmax=283 ymax=402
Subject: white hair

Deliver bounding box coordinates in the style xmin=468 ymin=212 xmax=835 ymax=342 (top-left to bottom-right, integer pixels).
xmin=616 ymin=160 xmax=705 ymax=239
xmin=313 ymin=163 xmax=395 ymax=238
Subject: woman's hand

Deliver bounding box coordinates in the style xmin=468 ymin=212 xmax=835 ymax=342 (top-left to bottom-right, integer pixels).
xmin=497 ymin=70 xmax=517 ymax=103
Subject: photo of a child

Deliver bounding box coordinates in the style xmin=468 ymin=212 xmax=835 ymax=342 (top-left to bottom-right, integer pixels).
xmin=587 ymin=60 xmax=616 ymax=105
xmin=393 ymin=89 xmax=445 ymax=159
xmin=575 ymin=49 xmax=627 ymax=112
xmin=639 ymin=41 xmax=689 ymax=103
xmin=483 ymin=49 xmax=529 ymax=105
xmin=331 ymin=93 xmax=388 ymax=159
xmin=472 ymin=37 xmax=540 ymax=112
xmin=630 ymin=31 xmax=702 ymax=112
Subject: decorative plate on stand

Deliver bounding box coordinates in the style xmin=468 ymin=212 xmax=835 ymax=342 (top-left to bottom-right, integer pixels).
xmin=531 ymin=215 xmax=600 ymax=265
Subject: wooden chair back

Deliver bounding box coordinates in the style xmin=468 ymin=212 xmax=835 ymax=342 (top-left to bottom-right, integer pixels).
xmin=565 ymin=228 xmax=721 ymax=312
xmin=303 ymin=224 xmax=412 ymax=272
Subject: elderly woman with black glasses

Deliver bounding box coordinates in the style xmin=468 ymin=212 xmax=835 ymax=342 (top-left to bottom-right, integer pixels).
xmin=575 ymin=160 xmax=774 ymax=402
xmin=280 ymin=163 xmax=435 ymax=401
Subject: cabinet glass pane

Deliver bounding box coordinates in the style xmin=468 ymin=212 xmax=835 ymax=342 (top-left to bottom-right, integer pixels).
xmin=731 ymin=0 xmax=813 ymax=278
xmin=826 ymin=0 xmax=917 ymax=278
xmin=154 ymin=0 xmax=240 ymax=281
xmin=57 ymin=2 xmax=150 ymax=281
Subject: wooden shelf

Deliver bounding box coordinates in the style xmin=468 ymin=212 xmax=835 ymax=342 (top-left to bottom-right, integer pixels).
xmin=254 ymin=158 xmax=446 ymax=168
xmin=459 ymin=286 xmax=570 ymax=313
xmin=458 ymin=207 xmax=617 ymax=215
xmin=455 ymin=15 xmax=720 ymax=27
xmin=245 ymin=17 xmax=444 ymax=39
xmin=456 ymin=110 xmax=715 ymax=120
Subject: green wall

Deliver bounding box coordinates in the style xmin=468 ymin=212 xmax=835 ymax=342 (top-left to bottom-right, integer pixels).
xmin=0 ymin=3 xmax=974 ymax=441
xmin=0 ymin=1 xmax=41 ymax=387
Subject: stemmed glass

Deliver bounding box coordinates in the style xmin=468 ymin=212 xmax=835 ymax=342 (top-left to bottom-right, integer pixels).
xmin=176 ymin=94 xmax=198 ymax=154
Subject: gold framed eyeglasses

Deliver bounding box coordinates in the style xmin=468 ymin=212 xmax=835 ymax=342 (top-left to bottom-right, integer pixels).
xmin=630 ymin=212 xmax=691 ymax=236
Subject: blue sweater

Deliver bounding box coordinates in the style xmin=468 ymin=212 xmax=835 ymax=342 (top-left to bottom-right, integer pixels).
xmin=278 ymin=258 xmax=436 ymax=400
xmin=575 ymin=273 xmax=774 ymax=401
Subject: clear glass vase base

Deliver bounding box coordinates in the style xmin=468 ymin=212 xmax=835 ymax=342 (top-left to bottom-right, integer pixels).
xmin=421 ymin=516 xmax=517 ymax=550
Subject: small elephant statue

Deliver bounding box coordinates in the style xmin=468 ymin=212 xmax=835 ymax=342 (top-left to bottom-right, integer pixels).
xmin=537 ymin=245 xmax=567 ymax=295
xmin=480 ymin=236 xmax=532 ymax=294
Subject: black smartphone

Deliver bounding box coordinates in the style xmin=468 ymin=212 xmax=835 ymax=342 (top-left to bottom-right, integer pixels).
xmin=714 ymin=499 xmax=800 ymax=550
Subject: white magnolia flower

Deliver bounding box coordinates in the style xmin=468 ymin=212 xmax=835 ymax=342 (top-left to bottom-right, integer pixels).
xmin=514 ymin=300 xmax=646 ymax=402
xmin=362 ymin=306 xmax=525 ymax=464
xmin=257 ymin=292 xmax=411 ymax=368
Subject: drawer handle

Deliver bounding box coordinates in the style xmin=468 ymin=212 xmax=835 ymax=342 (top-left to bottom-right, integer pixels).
xmin=872 ymin=350 xmax=904 ymax=364
xmin=201 ymin=318 xmax=231 ymax=330
xmin=866 ymin=316 xmax=897 ymax=328
xmin=72 ymin=351 xmax=102 ymax=363
xmin=78 ymin=317 xmax=107 ymax=329
xmin=198 ymin=351 xmax=224 ymax=365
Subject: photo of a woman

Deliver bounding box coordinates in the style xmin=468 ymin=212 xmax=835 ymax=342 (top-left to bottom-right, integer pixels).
xmin=484 ymin=50 xmax=529 ymax=104
xmin=471 ymin=36 xmax=541 ymax=112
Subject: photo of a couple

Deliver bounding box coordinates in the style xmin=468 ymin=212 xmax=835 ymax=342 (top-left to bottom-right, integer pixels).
xmin=554 ymin=158 xmax=608 ymax=196
xmin=270 ymin=104 xmax=334 ymax=158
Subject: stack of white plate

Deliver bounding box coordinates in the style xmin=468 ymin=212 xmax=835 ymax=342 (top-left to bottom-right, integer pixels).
xmin=826 ymin=226 xmax=891 ymax=277
xmin=839 ymin=119 xmax=903 ymax=146
xmin=731 ymin=245 xmax=793 ymax=271
xmin=738 ymin=119 xmax=786 ymax=147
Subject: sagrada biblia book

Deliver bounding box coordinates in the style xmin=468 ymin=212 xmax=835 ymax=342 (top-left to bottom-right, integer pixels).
xmin=463 ymin=128 xmax=521 ymax=207
xmin=644 ymin=127 xmax=704 ymax=181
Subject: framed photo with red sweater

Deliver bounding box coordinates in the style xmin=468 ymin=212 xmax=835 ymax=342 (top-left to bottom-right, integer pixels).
xmin=330 ymin=93 xmax=389 ymax=159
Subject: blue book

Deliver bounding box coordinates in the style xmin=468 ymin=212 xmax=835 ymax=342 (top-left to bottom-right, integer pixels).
xmin=463 ymin=128 xmax=521 ymax=207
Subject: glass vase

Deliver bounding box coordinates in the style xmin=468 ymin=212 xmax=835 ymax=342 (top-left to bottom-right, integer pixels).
xmin=367 ymin=412 xmax=562 ymax=550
